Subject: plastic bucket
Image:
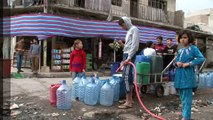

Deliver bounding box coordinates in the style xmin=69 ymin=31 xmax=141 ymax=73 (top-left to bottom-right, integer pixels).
xmin=0 ymin=59 xmax=11 ymax=78
xmin=169 ymin=82 xmax=176 ymax=94
xmin=163 ymin=82 xmax=170 ymax=96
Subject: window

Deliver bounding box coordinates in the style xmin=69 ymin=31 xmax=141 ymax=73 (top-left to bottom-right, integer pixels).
xmin=74 ymin=0 xmax=85 ymax=8
xmin=148 ymin=0 xmax=167 ymax=11
xmin=112 ymin=0 xmax=122 ymax=6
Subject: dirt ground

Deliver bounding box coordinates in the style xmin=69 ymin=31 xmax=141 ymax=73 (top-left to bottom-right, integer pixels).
xmin=3 ymin=88 xmax=213 ymax=120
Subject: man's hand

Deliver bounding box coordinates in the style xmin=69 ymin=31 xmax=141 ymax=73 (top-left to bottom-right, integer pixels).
xmin=121 ymin=58 xmax=131 ymax=66
xmin=16 ymin=48 xmax=22 ymax=51
xmin=118 ymin=40 xmax=124 ymax=46
xmin=82 ymin=69 xmax=85 ymax=73
xmin=120 ymin=61 xmax=123 ymax=66
xmin=118 ymin=40 xmax=123 ymax=44
xmin=176 ymin=62 xmax=183 ymax=67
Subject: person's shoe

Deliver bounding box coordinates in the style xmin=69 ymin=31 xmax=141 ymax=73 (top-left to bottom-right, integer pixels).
xmin=118 ymin=100 xmax=126 ymax=104
xmin=19 ymin=70 xmax=24 ymax=72
xmin=192 ymin=92 xmax=195 ymax=96
xmin=118 ymin=104 xmax=132 ymax=109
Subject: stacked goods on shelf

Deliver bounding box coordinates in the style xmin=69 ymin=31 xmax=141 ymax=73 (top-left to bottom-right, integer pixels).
xmin=61 ymin=48 xmax=71 ymax=71
xmin=51 ymin=48 xmax=71 ymax=72
xmin=86 ymin=54 xmax=92 ymax=71
xmin=52 ymin=49 xmax=62 ymax=71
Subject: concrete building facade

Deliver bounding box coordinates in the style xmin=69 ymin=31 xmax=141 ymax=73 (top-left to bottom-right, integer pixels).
xmin=185 ymin=8 xmax=213 ymax=33
xmin=5 ymin=0 xmax=213 ymax=71
xmin=184 ymin=8 xmax=213 ymax=67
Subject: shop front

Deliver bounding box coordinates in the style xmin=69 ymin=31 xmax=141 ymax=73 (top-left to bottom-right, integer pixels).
xmin=50 ymin=36 xmax=120 ymax=72
xmin=4 ymin=13 xmax=177 ymax=73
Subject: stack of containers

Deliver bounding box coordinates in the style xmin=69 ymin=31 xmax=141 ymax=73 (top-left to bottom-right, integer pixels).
xmin=52 ymin=75 xmax=128 ymax=108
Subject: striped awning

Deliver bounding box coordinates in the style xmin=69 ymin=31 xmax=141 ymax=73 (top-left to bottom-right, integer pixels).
xmin=3 ymin=13 xmax=176 ymax=43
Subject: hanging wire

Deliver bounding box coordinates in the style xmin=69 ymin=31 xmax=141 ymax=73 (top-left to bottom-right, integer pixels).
xmin=27 ymin=3 xmax=43 ymax=14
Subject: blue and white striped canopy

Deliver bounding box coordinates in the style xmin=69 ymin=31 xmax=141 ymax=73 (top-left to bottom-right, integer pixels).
xmin=3 ymin=13 xmax=176 ymax=43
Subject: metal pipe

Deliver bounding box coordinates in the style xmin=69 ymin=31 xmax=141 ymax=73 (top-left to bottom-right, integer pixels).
xmin=39 ymin=40 xmax=41 ymax=72
xmin=161 ymin=56 xmax=176 ymax=74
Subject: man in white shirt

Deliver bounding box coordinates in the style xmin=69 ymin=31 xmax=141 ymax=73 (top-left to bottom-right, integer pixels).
xmin=142 ymin=41 xmax=156 ymax=56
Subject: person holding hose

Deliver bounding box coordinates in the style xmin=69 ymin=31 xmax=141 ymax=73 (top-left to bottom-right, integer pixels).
xmin=117 ymin=16 xmax=139 ymax=109
xmin=175 ymin=31 xmax=205 ymax=120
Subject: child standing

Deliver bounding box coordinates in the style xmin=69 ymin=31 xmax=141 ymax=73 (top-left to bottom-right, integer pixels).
xmin=175 ymin=31 xmax=205 ymax=120
xmin=70 ymin=39 xmax=86 ymax=80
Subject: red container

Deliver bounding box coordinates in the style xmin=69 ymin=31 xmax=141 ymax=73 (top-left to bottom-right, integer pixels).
xmin=0 ymin=59 xmax=11 ymax=78
xmin=50 ymin=83 xmax=61 ymax=106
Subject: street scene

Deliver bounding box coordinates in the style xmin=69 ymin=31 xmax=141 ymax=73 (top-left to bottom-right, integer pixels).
xmin=1 ymin=0 xmax=213 ymax=120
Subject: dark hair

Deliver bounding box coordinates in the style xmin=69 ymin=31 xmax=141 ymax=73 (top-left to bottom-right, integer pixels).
xmin=167 ymin=38 xmax=173 ymax=41
xmin=33 ymin=37 xmax=39 ymax=43
xmin=157 ymin=36 xmax=163 ymax=41
xmin=178 ymin=31 xmax=194 ymax=43
xmin=146 ymin=41 xmax=153 ymax=48
xmin=34 ymin=36 xmax=39 ymax=41
xmin=34 ymin=39 xmax=38 ymax=43
xmin=118 ymin=19 xmax=124 ymax=26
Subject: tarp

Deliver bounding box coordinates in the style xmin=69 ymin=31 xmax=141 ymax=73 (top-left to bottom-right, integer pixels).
xmin=3 ymin=13 xmax=176 ymax=43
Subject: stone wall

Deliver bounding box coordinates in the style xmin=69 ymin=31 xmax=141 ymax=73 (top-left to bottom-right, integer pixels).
xmin=185 ymin=15 xmax=209 ymax=25
xmin=167 ymin=0 xmax=176 ymax=12
xmin=174 ymin=10 xmax=184 ymax=27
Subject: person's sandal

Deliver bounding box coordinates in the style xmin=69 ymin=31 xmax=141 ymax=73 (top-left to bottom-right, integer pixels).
xmin=118 ymin=100 xmax=134 ymax=104
xmin=118 ymin=100 xmax=125 ymax=104
xmin=118 ymin=104 xmax=132 ymax=109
